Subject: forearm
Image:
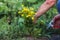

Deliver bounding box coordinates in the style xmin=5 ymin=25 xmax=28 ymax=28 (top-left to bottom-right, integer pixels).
xmin=34 ymin=0 xmax=56 ymax=18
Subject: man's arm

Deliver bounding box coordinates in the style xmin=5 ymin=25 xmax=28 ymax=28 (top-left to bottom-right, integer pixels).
xmin=34 ymin=0 xmax=57 ymax=23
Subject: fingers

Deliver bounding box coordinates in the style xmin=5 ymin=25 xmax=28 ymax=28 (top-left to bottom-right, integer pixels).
xmin=53 ymin=14 xmax=60 ymax=20
xmin=33 ymin=19 xmax=37 ymax=24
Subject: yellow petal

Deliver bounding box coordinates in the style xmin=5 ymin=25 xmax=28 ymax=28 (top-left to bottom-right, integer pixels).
xmin=30 ymin=7 xmax=34 ymax=10
xmin=18 ymin=11 xmax=21 ymax=14
xmin=31 ymin=11 xmax=35 ymax=14
xmin=21 ymin=14 xmax=24 ymax=16
xmin=32 ymin=17 xmax=34 ymax=20
xmin=23 ymin=7 xmax=29 ymax=12
xmin=26 ymin=15 xmax=30 ymax=17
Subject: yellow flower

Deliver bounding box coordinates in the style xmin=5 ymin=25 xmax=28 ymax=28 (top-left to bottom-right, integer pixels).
xmin=30 ymin=11 xmax=35 ymax=15
xmin=28 ymin=11 xmax=35 ymax=16
xmin=21 ymin=14 xmax=24 ymax=17
xmin=30 ymin=7 xmax=34 ymax=10
xmin=18 ymin=11 xmax=21 ymax=14
xmin=26 ymin=16 xmax=29 ymax=18
xmin=28 ymin=15 xmax=31 ymax=16
xmin=22 ymin=7 xmax=29 ymax=12
xmin=32 ymin=17 xmax=34 ymax=20
xmin=26 ymin=14 xmax=31 ymax=18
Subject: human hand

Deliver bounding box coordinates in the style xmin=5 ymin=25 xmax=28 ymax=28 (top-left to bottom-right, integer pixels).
xmin=53 ymin=14 xmax=60 ymax=21
xmin=33 ymin=16 xmax=38 ymax=24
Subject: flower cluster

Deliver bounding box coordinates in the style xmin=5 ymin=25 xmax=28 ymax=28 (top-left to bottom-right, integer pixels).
xmin=18 ymin=5 xmax=35 ymax=21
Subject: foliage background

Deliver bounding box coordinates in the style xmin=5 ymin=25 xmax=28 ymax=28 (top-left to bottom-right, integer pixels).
xmin=0 ymin=0 xmax=58 ymax=40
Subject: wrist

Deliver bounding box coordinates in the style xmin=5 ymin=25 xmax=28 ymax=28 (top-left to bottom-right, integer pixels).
xmin=34 ymin=15 xmax=38 ymax=20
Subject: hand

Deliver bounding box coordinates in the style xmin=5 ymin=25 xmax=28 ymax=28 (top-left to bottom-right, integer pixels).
xmin=33 ymin=19 xmax=37 ymax=24
xmin=53 ymin=14 xmax=60 ymax=21
xmin=33 ymin=16 xmax=38 ymax=24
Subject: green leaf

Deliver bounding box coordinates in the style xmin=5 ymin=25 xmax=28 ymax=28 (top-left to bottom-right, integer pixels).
xmin=32 ymin=2 xmax=42 ymax=10
xmin=27 ymin=0 xmax=37 ymax=3
xmin=18 ymin=18 xmax=25 ymax=23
